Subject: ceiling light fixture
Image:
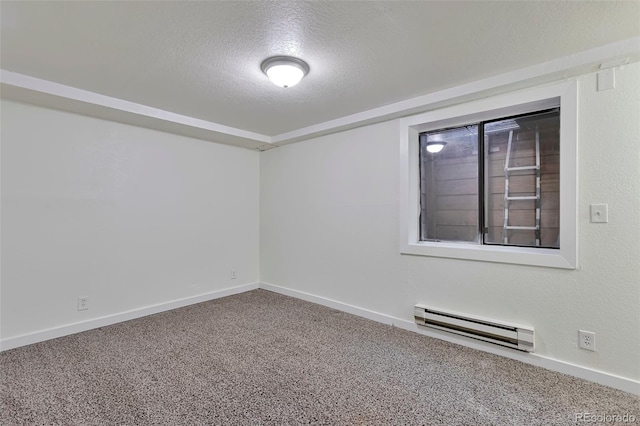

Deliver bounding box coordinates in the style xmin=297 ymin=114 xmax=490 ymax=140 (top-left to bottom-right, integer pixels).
xmin=261 ymin=56 xmax=309 ymax=88
xmin=425 ymin=141 xmax=447 ymax=154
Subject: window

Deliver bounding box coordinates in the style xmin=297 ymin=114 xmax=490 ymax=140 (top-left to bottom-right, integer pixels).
xmin=419 ymin=109 xmax=560 ymax=249
xmin=399 ymin=81 xmax=577 ymax=269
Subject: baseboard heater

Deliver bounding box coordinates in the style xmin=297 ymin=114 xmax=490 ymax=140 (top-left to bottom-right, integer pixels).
xmin=414 ymin=305 xmax=534 ymax=352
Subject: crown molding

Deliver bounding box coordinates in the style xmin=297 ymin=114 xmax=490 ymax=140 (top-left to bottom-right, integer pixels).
xmin=2 ymin=37 xmax=638 ymax=150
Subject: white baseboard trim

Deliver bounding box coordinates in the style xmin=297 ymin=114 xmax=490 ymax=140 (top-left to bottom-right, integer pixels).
xmin=260 ymin=282 xmax=640 ymax=396
xmin=0 ymin=282 xmax=259 ymax=352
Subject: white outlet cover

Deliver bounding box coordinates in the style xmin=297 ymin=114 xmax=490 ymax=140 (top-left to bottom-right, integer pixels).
xmin=578 ymin=330 xmax=596 ymax=351
xmin=78 ymin=296 xmax=89 ymax=311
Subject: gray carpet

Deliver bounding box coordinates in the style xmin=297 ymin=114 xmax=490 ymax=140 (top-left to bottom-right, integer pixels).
xmin=1 ymin=289 xmax=638 ymax=425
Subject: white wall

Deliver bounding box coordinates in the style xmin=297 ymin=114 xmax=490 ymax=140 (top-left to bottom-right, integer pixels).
xmin=1 ymin=100 xmax=259 ymax=342
xmin=260 ymin=63 xmax=640 ymax=383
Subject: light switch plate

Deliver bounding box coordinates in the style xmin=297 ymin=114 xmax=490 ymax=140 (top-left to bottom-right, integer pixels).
xmin=590 ymin=204 xmax=608 ymax=223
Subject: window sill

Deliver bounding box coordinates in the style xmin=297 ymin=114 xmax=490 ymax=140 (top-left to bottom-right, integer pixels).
xmin=401 ymin=240 xmax=575 ymax=269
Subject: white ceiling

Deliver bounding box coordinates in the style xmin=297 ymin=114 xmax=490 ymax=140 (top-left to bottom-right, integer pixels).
xmin=1 ymin=1 xmax=639 ymax=148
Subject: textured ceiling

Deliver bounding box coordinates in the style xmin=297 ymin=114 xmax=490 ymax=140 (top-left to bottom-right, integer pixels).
xmin=1 ymin=1 xmax=639 ymax=137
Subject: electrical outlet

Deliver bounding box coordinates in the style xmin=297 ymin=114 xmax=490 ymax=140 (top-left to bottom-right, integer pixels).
xmin=231 ymin=269 xmax=237 ymax=280
xmin=78 ymin=296 xmax=89 ymax=311
xmin=578 ymin=330 xmax=596 ymax=351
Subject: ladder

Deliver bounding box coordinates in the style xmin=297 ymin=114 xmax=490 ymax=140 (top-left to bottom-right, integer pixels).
xmin=503 ymin=127 xmax=541 ymax=246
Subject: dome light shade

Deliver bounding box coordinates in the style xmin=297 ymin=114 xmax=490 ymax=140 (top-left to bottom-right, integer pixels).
xmin=426 ymin=142 xmax=447 ymax=154
xmin=261 ymin=56 xmax=310 ymax=88
xmin=266 ymin=65 xmax=304 ymax=88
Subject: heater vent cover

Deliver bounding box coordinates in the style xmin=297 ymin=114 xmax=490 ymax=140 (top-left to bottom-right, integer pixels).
xmin=414 ymin=305 xmax=534 ymax=352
